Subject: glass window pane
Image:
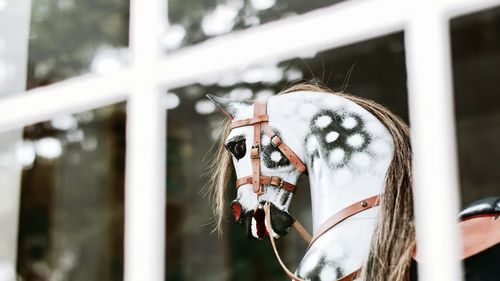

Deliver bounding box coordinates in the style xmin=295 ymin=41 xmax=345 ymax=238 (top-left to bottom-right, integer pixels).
xmin=6 ymin=103 xmax=126 ymax=280
xmin=451 ymin=7 xmax=500 ymax=207
xmin=28 ymin=0 xmax=129 ymax=88
xmin=166 ymin=32 xmax=407 ymax=280
xmin=0 ymin=1 xmax=30 ymax=99
xmin=165 ymin=0 xmax=345 ymax=51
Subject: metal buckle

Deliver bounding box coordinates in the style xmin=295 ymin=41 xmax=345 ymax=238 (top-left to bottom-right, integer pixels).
xmin=272 ymin=176 xmax=284 ymax=188
xmin=270 ymin=135 xmax=281 ymax=147
xmin=251 ymin=144 xmax=260 ymax=159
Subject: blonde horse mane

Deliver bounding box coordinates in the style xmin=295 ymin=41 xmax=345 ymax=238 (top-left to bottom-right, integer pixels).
xmin=208 ymin=83 xmax=415 ymax=281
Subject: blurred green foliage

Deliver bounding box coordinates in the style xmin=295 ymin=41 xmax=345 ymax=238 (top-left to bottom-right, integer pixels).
xmin=28 ymin=0 xmax=129 ymax=88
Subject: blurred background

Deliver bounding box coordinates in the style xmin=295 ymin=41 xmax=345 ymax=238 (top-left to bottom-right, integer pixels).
xmin=0 ymin=0 xmax=499 ymax=280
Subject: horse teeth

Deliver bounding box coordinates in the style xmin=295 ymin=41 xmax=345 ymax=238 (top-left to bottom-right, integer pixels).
xmin=251 ymin=218 xmax=258 ymax=238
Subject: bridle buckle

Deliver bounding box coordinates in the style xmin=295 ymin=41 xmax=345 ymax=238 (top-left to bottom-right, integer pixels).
xmin=251 ymin=144 xmax=260 ymax=159
xmin=270 ymin=134 xmax=282 ymax=147
xmin=271 ymin=176 xmax=284 ymax=188
xmin=277 ymin=178 xmax=284 ymax=188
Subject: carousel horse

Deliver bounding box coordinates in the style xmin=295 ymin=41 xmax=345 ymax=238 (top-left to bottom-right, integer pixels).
xmin=207 ymin=84 xmax=500 ymax=281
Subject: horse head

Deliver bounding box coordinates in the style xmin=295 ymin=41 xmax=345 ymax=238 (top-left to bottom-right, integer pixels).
xmin=207 ymin=85 xmax=415 ymax=281
xmin=207 ymin=94 xmax=304 ymax=240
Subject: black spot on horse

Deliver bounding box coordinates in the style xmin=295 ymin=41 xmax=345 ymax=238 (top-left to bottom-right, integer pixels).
xmin=335 ymin=267 xmax=344 ymax=278
xmin=261 ymin=128 xmax=291 ymax=169
xmin=280 ymin=193 xmax=290 ymax=206
xmin=305 ymin=110 xmax=371 ymax=169
xmin=298 ymin=256 xmax=344 ymax=281
xmin=300 ymin=256 xmax=327 ymax=281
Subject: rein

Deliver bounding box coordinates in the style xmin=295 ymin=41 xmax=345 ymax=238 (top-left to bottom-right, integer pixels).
xmin=264 ymin=196 xmax=381 ymax=281
xmin=229 ymin=97 xmax=381 ymax=281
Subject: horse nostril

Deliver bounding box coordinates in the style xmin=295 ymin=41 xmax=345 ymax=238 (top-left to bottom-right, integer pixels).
xmin=231 ymin=201 xmax=242 ymax=223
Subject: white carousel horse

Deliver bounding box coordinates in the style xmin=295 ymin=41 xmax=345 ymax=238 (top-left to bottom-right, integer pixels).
xmin=207 ymin=84 xmax=499 ymax=281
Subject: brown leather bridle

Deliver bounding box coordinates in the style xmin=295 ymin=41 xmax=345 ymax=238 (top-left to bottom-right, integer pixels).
xmin=227 ymin=97 xmax=381 ymax=281
xmin=230 ymin=97 xmax=307 ymax=196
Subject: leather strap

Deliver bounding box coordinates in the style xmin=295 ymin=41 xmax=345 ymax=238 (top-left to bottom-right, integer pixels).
xmin=309 ymin=195 xmax=381 ymax=248
xmin=262 ymin=123 xmax=307 ymax=173
xmin=251 ymin=98 xmax=267 ymax=195
xmin=339 ymin=269 xmax=361 ymax=281
xmin=235 ymin=175 xmax=297 ymax=193
xmin=230 ymin=115 xmax=269 ymax=129
xmin=292 ymin=219 xmax=312 ymax=244
xmin=264 ymin=202 xmax=362 ymax=281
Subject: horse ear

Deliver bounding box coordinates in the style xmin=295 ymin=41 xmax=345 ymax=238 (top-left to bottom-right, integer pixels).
xmin=206 ymin=94 xmax=238 ymax=119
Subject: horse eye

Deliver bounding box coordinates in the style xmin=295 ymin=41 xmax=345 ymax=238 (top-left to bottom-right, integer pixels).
xmin=225 ymin=139 xmax=246 ymax=160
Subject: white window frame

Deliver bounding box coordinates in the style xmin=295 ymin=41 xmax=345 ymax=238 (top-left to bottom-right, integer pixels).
xmin=1 ymin=0 xmax=499 ymax=280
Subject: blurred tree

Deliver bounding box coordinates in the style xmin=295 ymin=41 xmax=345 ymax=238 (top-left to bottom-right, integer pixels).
xmin=27 ymin=0 xmax=129 ymax=88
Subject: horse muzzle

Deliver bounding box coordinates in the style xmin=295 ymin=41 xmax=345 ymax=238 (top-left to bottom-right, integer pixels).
xmin=232 ymin=200 xmax=294 ymax=240
xmin=267 ymin=202 xmax=295 ymax=236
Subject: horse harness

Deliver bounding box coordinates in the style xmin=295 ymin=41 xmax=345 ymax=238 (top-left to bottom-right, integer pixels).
xmin=228 ymin=97 xmax=381 ymax=281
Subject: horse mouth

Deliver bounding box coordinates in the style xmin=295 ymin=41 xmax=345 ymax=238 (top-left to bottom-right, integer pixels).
xmin=244 ymin=203 xmax=294 ymax=240
xmin=251 ymin=206 xmax=268 ymax=240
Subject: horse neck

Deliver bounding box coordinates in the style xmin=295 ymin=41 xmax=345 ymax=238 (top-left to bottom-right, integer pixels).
xmin=307 ymin=163 xmax=386 ymax=232
xmin=268 ymin=92 xmax=394 ymax=231
xmin=268 ymin=92 xmax=395 ymax=274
